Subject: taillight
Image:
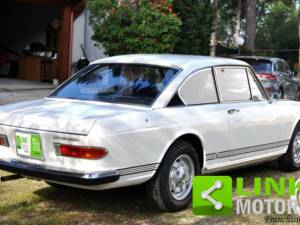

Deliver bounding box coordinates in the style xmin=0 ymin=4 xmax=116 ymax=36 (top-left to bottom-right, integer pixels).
xmin=56 ymin=144 xmax=108 ymax=160
xmin=0 ymin=134 xmax=9 ymax=147
xmin=257 ymin=73 xmax=276 ymax=81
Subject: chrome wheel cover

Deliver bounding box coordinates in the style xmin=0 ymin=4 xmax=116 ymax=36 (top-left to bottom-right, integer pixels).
xmin=293 ymin=131 xmax=300 ymax=164
xmin=168 ymin=154 xmax=195 ymax=201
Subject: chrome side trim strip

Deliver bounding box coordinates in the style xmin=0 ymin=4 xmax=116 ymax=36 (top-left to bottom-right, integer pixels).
xmin=206 ymin=140 xmax=289 ymax=160
xmin=204 ymin=149 xmax=286 ymax=172
xmin=118 ymin=163 xmax=159 ymax=176
xmin=206 ymin=153 xmax=217 ymax=160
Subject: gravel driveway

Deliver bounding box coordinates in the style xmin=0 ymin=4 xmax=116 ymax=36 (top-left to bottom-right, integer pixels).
xmin=0 ymin=89 xmax=52 ymax=105
xmin=0 ymin=78 xmax=54 ymax=105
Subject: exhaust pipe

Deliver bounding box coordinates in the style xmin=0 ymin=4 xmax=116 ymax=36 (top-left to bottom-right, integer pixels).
xmin=0 ymin=174 xmax=23 ymax=182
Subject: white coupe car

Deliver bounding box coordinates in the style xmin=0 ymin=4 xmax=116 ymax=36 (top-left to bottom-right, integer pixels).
xmin=0 ymin=54 xmax=300 ymax=212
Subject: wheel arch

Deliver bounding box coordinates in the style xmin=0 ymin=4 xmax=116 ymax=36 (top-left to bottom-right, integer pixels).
xmin=293 ymin=120 xmax=300 ymax=133
xmin=286 ymin=119 xmax=300 ymax=145
xmin=159 ymin=133 xmax=205 ymax=170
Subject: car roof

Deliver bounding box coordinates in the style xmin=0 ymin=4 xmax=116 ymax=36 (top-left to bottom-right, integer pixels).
xmin=92 ymin=54 xmax=248 ymax=70
xmin=234 ymin=55 xmax=282 ymax=62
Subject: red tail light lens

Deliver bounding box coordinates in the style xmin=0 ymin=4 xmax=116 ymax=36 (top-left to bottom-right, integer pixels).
xmin=57 ymin=144 xmax=108 ymax=160
xmin=257 ymin=73 xmax=276 ymax=80
xmin=0 ymin=135 xmax=9 ymax=147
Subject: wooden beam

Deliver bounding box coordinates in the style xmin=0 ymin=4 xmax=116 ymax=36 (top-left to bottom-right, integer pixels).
xmin=73 ymin=0 xmax=84 ymax=19
xmin=58 ymin=6 xmax=74 ymax=82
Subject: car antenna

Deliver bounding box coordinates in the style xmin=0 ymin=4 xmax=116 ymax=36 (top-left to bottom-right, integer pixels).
xmin=81 ymin=44 xmax=89 ymax=61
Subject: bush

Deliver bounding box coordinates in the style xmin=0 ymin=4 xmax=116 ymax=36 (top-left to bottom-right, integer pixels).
xmin=88 ymin=0 xmax=182 ymax=56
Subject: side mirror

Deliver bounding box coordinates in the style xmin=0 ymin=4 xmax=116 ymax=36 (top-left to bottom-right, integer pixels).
xmin=270 ymin=92 xmax=279 ymax=101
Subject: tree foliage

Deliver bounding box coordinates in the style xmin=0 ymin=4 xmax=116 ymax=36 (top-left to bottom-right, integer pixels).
xmin=172 ymin=0 xmax=213 ymax=55
xmin=88 ymin=0 xmax=182 ymax=56
xmin=216 ymin=0 xmax=240 ymax=47
xmin=88 ymin=0 xmax=299 ymax=58
xmin=256 ymin=0 xmax=298 ymax=50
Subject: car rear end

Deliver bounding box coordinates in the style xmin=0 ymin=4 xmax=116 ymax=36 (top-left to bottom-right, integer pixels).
xmin=236 ymin=57 xmax=280 ymax=96
xmin=0 ymin=101 xmax=162 ymax=191
xmin=0 ymin=121 xmax=120 ymax=187
xmin=0 ymin=99 xmax=140 ymax=189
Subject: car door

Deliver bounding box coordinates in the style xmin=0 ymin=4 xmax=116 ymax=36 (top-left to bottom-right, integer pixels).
xmin=177 ymin=68 xmax=231 ymax=162
xmin=282 ymin=60 xmax=299 ymax=99
xmin=214 ymin=66 xmax=283 ymax=160
xmin=276 ymin=60 xmax=298 ymax=99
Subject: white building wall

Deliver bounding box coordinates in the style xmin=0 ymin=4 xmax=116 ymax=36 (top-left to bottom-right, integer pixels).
xmin=72 ymin=10 xmax=106 ymax=73
xmin=84 ymin=10 xmax=106 ymax=62
xmin=72 ymin=12 xmax=85 ymax=64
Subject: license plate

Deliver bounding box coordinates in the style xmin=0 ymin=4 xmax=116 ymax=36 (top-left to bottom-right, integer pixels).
xmin=15 ymin=132 xmax=43 ymax=160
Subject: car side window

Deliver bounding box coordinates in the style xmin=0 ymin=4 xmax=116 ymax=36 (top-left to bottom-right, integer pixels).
xmin=278 ymin=61 xmax=289 ymax=74
xmin=273 ymin=62 xmax=278 ymax=72
xmin=247 ymin=69 xmax=267 ymax=101
xmin=178 ymin=68 xmax=218 ymax=105
xmin=284 ymin=61 xmax=291 ymax=74
xmin=215 ymin=67 xmax=251 ymax=102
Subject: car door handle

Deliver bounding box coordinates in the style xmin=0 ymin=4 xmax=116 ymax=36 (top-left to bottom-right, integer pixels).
xmin=228 ymin=109 xmax=240 ymax=114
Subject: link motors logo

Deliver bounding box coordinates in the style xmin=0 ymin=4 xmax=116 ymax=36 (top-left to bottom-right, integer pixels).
xmin=193 ymin=176 xmax=232 ymax=215
xmin=193 ymin=176 xmax=300 ymax=217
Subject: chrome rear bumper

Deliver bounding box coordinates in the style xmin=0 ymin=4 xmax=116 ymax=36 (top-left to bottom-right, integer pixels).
xmin=0 ymin=160 xmax=120 ymax=186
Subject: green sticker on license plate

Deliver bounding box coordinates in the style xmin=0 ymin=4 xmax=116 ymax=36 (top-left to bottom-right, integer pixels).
xmin=16 ymin=132 xmax=43 ymax=160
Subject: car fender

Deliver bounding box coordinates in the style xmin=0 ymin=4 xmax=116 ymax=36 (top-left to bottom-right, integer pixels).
xmin=157 ymin=128 xmax=207 ymax=169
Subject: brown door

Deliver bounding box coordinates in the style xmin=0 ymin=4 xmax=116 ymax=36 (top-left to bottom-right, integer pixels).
xmin=58 ymin=0 xmax=83 ymax=82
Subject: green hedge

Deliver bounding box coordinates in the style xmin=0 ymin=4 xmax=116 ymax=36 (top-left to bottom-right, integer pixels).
xmin=88 ymin=0 xmax=182 ymax=56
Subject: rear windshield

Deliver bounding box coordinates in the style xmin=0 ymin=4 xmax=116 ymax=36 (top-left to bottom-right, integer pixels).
xmin=239 ymin=59 xmax=272 ymax=73
xmin=49 ymin=64 xmax=178 ymax=106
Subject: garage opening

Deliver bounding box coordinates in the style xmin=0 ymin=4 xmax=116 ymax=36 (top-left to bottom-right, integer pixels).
xmin=0 ymin=0 xmax=83 ymax=83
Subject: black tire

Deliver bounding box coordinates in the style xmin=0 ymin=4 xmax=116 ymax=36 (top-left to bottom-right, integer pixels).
xmin=295 ymin=89 xmax=300 ymax=101
xmin=279 ymin=88 xmax=284 ymax=99
xmin=279 ymin=124 xmax=300 ymax=171
xmin=146 ymin=140 xmax=201 ymax=212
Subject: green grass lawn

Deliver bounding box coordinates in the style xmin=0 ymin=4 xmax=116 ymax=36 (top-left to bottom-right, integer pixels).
xmin=0 ymin=162 xmax=299 ymax=225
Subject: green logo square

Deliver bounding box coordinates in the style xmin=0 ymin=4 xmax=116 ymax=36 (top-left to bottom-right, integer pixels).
xmin=193 ymin=176 xmax=232 ymax=216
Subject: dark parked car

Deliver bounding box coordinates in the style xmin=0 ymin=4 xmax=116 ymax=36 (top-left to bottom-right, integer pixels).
xmin=235 ymin=56 xmax=300 ymax=100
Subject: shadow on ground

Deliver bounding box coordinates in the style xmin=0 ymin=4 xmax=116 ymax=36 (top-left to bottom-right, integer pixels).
xmin=35 ymin=184 xmax=160 ymax=215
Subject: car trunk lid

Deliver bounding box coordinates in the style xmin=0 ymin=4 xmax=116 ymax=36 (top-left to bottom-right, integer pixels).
xmin=0 ymin=98 xmax=145 ymax=135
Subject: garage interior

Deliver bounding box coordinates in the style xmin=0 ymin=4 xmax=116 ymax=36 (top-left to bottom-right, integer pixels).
xmin=0 ymin=0 xmax=83 ymax=83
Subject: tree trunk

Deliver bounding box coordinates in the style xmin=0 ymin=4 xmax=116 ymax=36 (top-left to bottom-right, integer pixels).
xmin=245 ymin=0 xmax=256 ymax=51
xmin=235 ymin=0 xmax=241 ymax=39
xmin=210 ymin=0 xmax=218 ymax=57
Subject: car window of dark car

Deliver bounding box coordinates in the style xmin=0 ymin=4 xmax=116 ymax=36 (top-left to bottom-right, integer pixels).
xmin=247 ymin=69 xmax=267 ymax=101
xmin=283 ymin=61 xmax=291 ymax=74
xmin=238 ymin=59 xmax=272 ymax=74
xmin=49 ymin=64 xmax=178 ymax=106
xmin=277 ymin=61 xmax=289 ymax=74
xmin=273 ymin=62 xmax=278 ymax=72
